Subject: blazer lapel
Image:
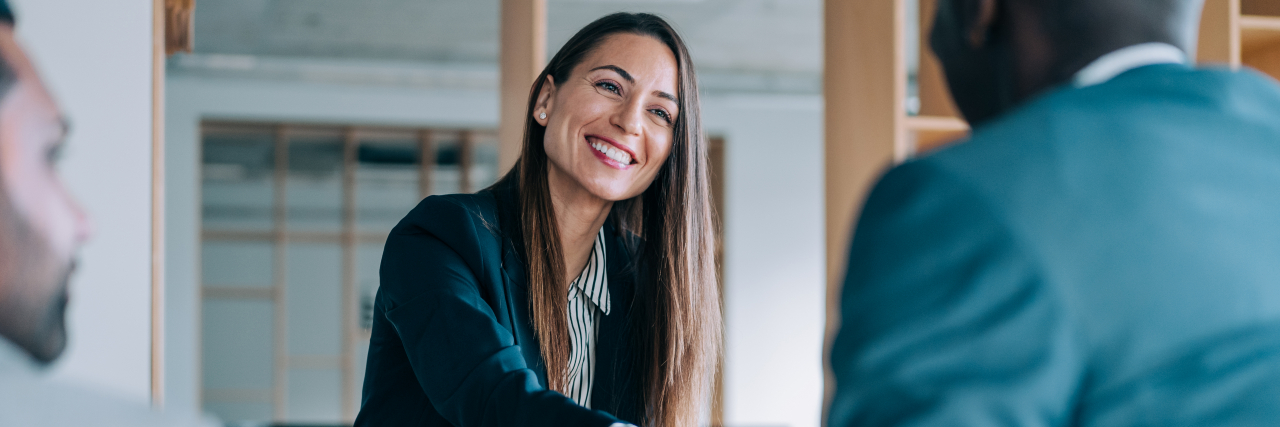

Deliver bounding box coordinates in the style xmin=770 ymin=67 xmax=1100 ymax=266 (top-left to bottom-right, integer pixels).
xmin=591 ymin=222 xmax=642 ymax=422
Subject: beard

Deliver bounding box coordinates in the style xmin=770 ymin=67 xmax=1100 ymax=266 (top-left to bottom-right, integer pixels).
xmin=24 ymin=263 xmax=72 ymax=364
xmin=0 ymin=188 xmax=74 ymax=365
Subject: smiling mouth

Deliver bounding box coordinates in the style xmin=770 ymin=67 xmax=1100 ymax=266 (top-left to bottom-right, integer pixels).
xmin=587 ymin=136 xmax=637 ymax=169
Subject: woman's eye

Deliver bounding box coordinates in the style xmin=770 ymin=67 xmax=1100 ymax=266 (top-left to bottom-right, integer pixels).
xmin=650 ymin=109 xmax=671 ymax=123
xmin=596 ymin=81 xmax=620 ymax=94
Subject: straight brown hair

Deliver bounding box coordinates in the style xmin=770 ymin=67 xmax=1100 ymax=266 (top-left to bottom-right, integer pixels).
xmin=492 ymin=12 xmax=720 ymax=427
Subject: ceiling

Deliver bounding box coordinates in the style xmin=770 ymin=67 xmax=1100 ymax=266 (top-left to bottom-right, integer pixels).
xmin=190 ymin=0 xmax=823 ymax=76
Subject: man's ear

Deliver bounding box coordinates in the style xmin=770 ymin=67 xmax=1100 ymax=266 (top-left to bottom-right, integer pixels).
xmin=533 ymin=75 xmax=556 ymax=126
xmin=967 ymin=0 xmax=1000 ymax=48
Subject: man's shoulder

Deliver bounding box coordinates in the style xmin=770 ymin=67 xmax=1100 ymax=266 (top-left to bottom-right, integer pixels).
xmin=917 ymin=65 xmax=1280 ymax=203
xmin=0 ymin=377 xmax=217 ymax=427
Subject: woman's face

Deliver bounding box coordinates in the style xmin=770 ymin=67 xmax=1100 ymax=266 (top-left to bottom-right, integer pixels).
xmin=536 ymin=33 xmax=679 ymax=202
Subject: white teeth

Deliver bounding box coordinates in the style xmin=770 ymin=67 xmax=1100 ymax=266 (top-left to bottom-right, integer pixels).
xmin=590 ymin=140 xmax=631 ymax=164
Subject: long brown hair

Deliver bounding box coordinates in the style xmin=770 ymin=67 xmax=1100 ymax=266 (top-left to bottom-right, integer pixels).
xmin=493 ymin=12 xmax=720 ymax=427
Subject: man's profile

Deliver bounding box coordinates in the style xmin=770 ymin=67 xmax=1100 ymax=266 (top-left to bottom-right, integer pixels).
xmin=0 ymin=3 xmax=210 ymax=425
xmin=0 ymin=1 xmax=86 ymax=368
xmin=830 ymin=0 xmax=1280 ymax=424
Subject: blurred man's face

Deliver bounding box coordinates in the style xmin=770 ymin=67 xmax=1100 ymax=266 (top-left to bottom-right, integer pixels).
xmin=0 ymin=24 xmax=91 ymax=364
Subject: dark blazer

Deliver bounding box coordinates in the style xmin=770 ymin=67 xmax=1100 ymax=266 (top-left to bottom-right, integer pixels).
xmin=830 ymin=64 xmax=1280 ymax=426
xmin=355 ymin=179 xmax=645 ymax=427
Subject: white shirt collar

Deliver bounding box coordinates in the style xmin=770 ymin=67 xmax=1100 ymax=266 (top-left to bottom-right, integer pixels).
xmin=569 ymin=228 xmax=610 ymax=315
xmin=1073 ymin=42 xmax=1188 ymax=87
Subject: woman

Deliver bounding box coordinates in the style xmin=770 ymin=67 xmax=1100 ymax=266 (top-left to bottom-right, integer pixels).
xmin=355 ymin=13 xmax=721 ymax=427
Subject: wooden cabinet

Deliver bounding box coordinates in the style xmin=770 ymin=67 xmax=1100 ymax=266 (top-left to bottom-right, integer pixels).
xmin=1232 ymin=0 xmax=1280 ymax=79
xmin=1199 ymin=0 xmax=1280 ymax=73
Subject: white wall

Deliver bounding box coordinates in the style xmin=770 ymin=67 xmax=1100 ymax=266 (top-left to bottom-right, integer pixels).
xmin=166 ymin=75 xmax=825 ymax=426
xmin=10 ymin=0 xmax=155 ymax=403
xmin=704 ymin=94 xmax=825 ymax=427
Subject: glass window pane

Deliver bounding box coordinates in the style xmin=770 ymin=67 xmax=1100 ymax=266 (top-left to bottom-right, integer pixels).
xmin=357 ymin=242 xmax=384 ymax=331
xmin=432 ymin=132 xmax=462 ymax=195
xmin=202 ymin=240 xmax=274 ymax=288
xmin=287 ymin=132 xmax=344 ymax=233
xmin=350 ymin=335 xmax=370 ymax=414
xmin=202 ymin=299 xmax=274 ymax=391
xmin=287 ymin=368 xmax=342 ymax=422
xmin=203 ymin=402 xmax=272 ymax=423
xmin=356 ymin=137 xmax=421 ymax=234
xmin=471 ymin=131 xmax=500 ymax=190
xmin=287 ymin=243 xmax=342 ymax=356
xmin=202 ymin=128 xmax=275 ymax=232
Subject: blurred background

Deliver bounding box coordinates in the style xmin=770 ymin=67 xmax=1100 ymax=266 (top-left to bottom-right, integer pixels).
xmin=10 ymin=0 xmax=1276 ymax=426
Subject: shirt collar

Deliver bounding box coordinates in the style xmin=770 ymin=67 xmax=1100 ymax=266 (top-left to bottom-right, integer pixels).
xmin=570 ymin=228 xmax=611 ymax=315
xmin=1073 ymin=42 xmax=1188 ymax=87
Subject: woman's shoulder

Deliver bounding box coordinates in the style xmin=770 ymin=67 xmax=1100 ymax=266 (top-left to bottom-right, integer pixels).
xmin=389 ymin=191 xmax=504 ymax=259
xmin=404 ymin=192 xmax=499 ymax=227
xmin=378 ymin=190 xmax=511 ymax=312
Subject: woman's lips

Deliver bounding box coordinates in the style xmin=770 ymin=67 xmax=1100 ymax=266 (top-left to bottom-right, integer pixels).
xmin=586 ymin=135 xmax=635 ymax=170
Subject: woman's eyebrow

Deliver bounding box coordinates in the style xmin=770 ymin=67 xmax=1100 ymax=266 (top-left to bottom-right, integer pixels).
xmin=653 ymin=90 xmax=678 ymax=103
xmin=591 ymin=65 xmax=678 ymax=103
xmin=590 ymin=65 xmax=634 ymax=83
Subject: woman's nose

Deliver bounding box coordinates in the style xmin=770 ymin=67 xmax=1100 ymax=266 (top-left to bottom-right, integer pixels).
xmin=611 ymin=100 xmax=644 ymax=136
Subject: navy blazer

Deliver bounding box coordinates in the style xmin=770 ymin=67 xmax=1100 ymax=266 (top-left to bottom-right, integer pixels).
xmin=355 ymin=179 xmax=645 ymax=426
xmin=830 ymin=64 xmax=1280 ymax=425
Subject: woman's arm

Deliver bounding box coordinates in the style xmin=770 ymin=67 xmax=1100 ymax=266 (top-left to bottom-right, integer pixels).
xmin=377 ymin=199 xmax=623 ymax=427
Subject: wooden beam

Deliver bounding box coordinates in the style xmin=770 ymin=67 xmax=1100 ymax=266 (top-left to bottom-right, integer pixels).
xmin=151 ymin=0 xmax=167 ymax=406
xmin=1243 ymin=0 xmax=1280 ymax=16
xmin=823 ymin=0 xmax=905 ymax=419
xmin=1241 ymin=15 xmax=1280 ymax=56
xmin=163 ymin=0 xmax=194 ymax=55
xmin=1198 ymin=0 xmax=1242 ymax=66
xmin=418 ymin=129 xmax=435 ymax=199
xmin=498 ymin=0 xmax=546 ymax=175
xmin=272 ymin=125 xmax=290 ymax=422
xmin=906 ymin=115 xmax=970 ymax=154
xmin=1244 ymin=40 xmax=1280 ymax=81
xmin=203 ymin=287 xmax=275 ymax=300
xmin=340 ymin=128 xmax=359 ymax=422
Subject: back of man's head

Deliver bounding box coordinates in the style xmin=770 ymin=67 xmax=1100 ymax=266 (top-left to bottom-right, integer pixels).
xmin=930 ymin=0 xmax=1204 ymax=125
xmin=1033 ymin=0 xmax=1202 ymax=64
xmin=0 ymin=1 xmax=93 ymax=365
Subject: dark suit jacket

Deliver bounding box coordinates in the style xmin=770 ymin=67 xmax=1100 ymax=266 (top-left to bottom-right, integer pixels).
xmin=355 ymin=179 xmax=645 ymax=426
xmin=830 ymin=64 xmax=1280 ymax=426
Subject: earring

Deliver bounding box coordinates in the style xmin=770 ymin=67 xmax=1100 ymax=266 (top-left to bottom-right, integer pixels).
xmin=539 ymin=112 xmax=546 ymax=120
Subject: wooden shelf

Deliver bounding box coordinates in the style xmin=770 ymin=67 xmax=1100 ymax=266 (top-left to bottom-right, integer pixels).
xmin=1241 ymin=15 xmax=1280 ymax=54
xmin=906 ymin=115 xmax=970 ymax=154
xmin=1241 ymin=15 xmax=1280 ymax=81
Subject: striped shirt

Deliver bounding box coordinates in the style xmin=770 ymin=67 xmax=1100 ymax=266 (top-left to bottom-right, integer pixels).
xmin=564 ymin=228 xmax=611 ymax=408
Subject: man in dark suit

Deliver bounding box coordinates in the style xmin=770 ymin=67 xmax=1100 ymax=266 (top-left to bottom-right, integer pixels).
xmin=829 ymin=0 xmax=1280 ymax=425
